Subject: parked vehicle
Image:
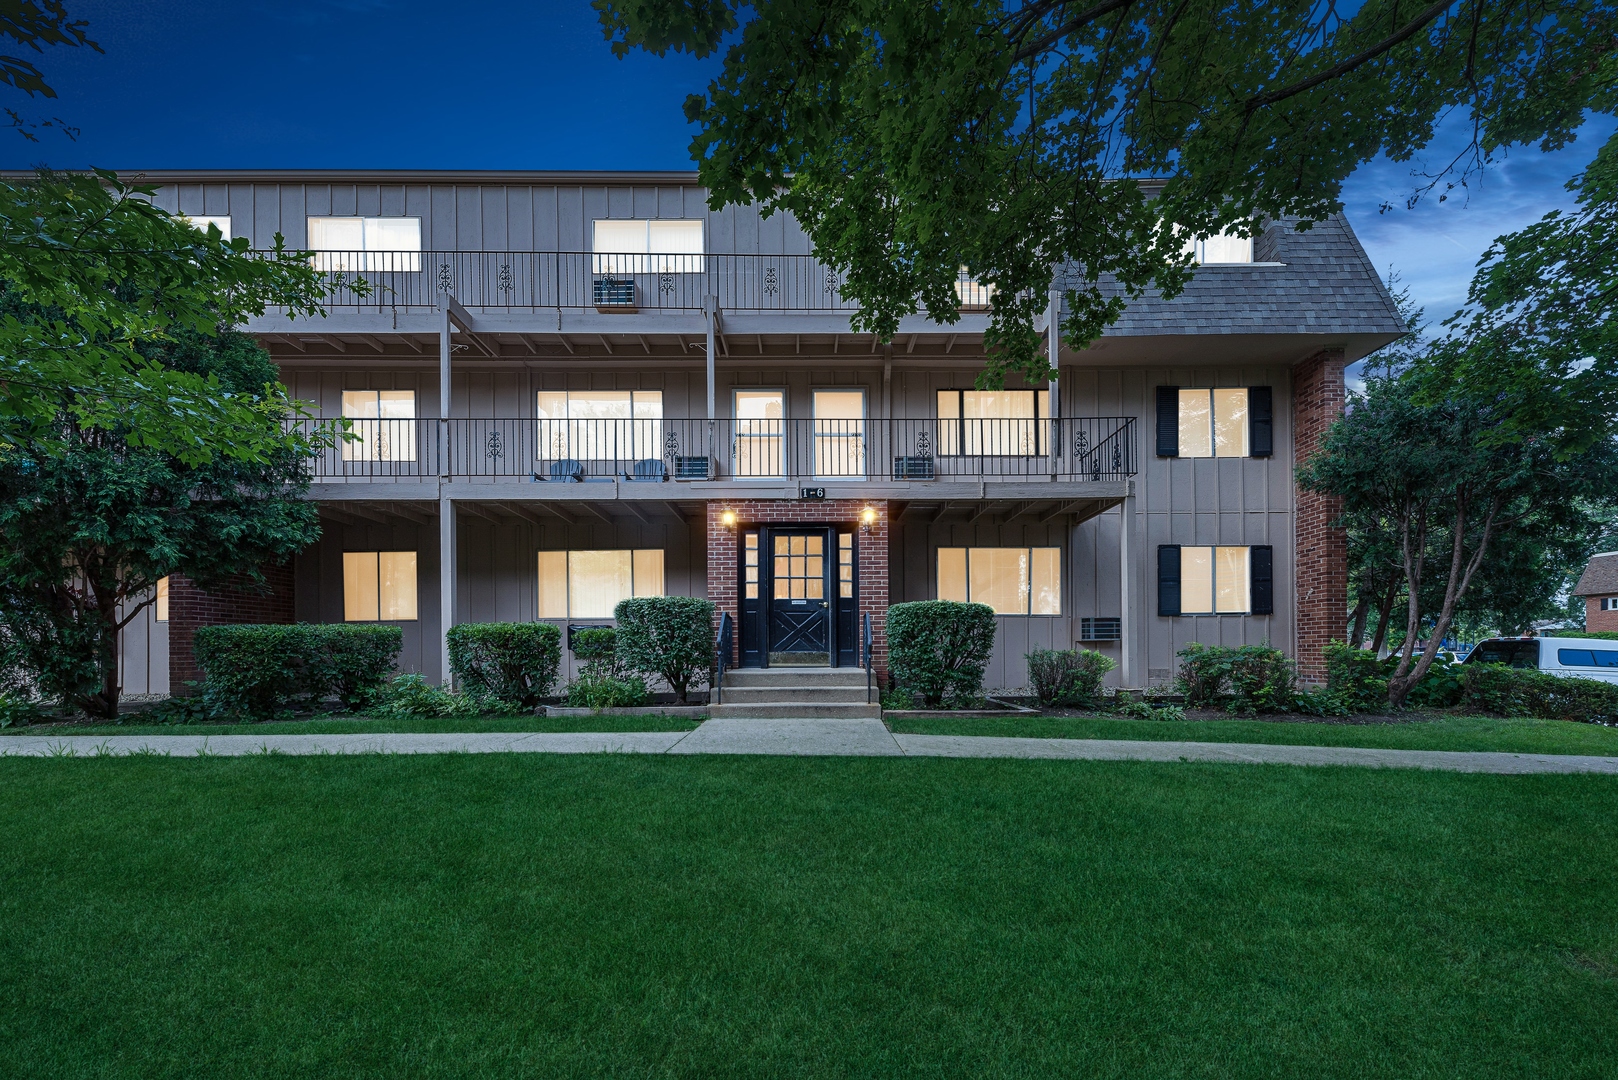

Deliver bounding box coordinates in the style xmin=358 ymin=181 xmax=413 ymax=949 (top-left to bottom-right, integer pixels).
xmin=1463 ymin=637 xmax=1618 ymax=685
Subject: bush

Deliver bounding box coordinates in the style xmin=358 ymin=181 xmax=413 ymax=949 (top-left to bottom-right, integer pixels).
xmin=564 ymin=625 xmax=649 ymax=708
xmin=376 ymin=673 xmax=482 ymax=719
xmin=1026 ymin=648 xmax=1115 ymax=707
xmin=1176 ymin=642 xmax=1296 ymax=714
xmin=1324 ymin=642 xmax=1390 ymax=711
xmin=613 ymin=597 xmax=714 ymax=704
xmin=1406 ymin=653 xmax=1464 ymax=707
xmin=887 ymin=601 xmax=997 ymax=708
xmin=1459 ymin=664 xmax=1618 ymax=724
xmin=0 ymin=691 xmax=40 ymax=728
xmin=447 ymin=622 xmax=561 ymax=710
xmin=1111 ymin=698 xmax=1187 ymax=722
xmin=194 ymin=624 xmax=402 ymax=718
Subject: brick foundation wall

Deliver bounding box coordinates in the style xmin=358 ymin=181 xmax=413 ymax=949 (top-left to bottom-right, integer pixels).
xmin=167 ymin=565 xmax=296 ymax=695
xmin=1588 ymin=598 xmax=1618 ymax=633
xmin=1293 ymin=349 xmax=1349 ymax=685
xmin=706 ymin=500 xmax=889 ymax=679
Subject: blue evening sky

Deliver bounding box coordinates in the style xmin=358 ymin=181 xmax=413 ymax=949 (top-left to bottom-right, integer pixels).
xmin=7 ymin=0 xmax=1612 ymax=339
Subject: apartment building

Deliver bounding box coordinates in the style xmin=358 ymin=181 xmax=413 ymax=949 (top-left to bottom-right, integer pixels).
xmin=116 ymin=170 xmax=1403 ymax=697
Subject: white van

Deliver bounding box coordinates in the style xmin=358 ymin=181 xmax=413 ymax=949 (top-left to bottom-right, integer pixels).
xmin=1463 ymin=637 xmax=1618 ymax=686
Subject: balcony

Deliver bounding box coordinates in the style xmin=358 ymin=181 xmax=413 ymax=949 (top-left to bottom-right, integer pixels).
xmin=267 ymin=251 xmax=996 ymax=316
xmin=297 ymin=416 xmax=1135 ymax=490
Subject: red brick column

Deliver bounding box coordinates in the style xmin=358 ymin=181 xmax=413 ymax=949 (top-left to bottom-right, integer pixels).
xmin=1293 ymin=349 xmax=1348 ymax=685
xmin=706 ymin=499 xmax=889 ymax=679
xmin=167 ymin=565 xmax=296 ymax=696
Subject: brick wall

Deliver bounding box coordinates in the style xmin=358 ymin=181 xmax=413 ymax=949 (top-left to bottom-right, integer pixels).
xmin=167 ymin=565 xmax=296 ymax=695
xmin=706 ymin=499 xmax=889 ymax=679
xmin=1293 ymin=349 xmax=1349 ymax=685
xmin=1588 ymin=598 xmax=1618 ymax=633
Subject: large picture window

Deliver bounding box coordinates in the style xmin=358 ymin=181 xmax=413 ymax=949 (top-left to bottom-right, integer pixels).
xmin=936 ymin=547 xmax=1060 ymax=615
xmin=537 ymin=549 xmax=665 ymax=619
xmin=308 ymin=216 xmax=422 ymax=272
xmin=342 ymin=390 xmax=416 ymax=462
xmin=536 ymin=391 xmax=662 ymax=462
xmin=343 ymin=551 xmax=418 ymax=622
xmin=937 ymin=390 xmax=1049 ymax=456
xmin=592 ymin=219 xmax=705 ymax=274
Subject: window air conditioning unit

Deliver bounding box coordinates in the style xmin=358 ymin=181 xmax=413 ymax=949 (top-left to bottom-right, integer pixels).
xmin=592 ymin=277 xmax=638 ymax=312
xmin=892 ymin=456 xmax=935 ymax=480
xmin=674 ymin=455 xmax=713 ymax=480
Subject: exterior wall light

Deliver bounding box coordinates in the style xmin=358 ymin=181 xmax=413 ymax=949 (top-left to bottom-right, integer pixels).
xmin=720 ymin=508 xmax=737 ymax=528
xmin=860 ymin=505 xmax=877 ymax=534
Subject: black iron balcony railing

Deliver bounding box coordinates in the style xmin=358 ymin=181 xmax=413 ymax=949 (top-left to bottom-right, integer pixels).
xmin=295 ymin=416 xmax=1134 ymax=483
xmin=269 ymin=251 xmax=999 ymax=314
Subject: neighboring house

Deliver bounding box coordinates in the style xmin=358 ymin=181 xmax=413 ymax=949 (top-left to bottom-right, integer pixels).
xmin=1573 ymin=553 xmax=1618 ymax=633
xmin=109 ymin=170 xmax=1402 ymax=696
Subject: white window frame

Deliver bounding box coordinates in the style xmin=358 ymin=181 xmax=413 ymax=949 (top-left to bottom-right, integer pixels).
xmin=591 ymin=219 xmax=705 ymax=274
xmin=536 ymin=549 xmax=666 ymax=619
xmin=341 ymin=390 xmax=417 ymax=462
xmin=936 ymin=546 xmax=1062 ymax=616
xmin=1183 ymin=227 xmax=1254 ymax=264
xmin=1601 ymin=597 xmax=1618 ymax=611
xmin=535 ymin=390 xmax=663 ymax=463
xmin=308 ymin=216 xmax=422 ymax=272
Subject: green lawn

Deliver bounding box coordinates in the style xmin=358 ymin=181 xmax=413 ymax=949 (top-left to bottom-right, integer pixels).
xmin=1 ymin=712 xmax=704 ymax=737
xmin=890 ymin=711 xmax=1618 ymax=755
xmin=2 ymin=755 xmax=1616 ymax=1077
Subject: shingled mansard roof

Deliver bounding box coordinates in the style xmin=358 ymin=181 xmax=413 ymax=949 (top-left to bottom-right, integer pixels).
xmin=1062 ymin=213 xmax=1406 ymax=341
xmin=1573 ymin=553 xmax=1618 ymax=597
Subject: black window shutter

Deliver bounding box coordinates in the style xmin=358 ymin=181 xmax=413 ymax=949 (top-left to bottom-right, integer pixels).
xmin=1249 ymin=386 xmax=1273 ymax=457
xmin=1250 ymin=545 xmax=1274 ymax=614
xmin=1155 ymin=387 xmax=1179 ymax=457
xmin=1157 ymin=545 xmax=1182 ymax=616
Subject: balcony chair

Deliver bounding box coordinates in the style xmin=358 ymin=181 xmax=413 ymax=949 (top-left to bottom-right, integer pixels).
xmin=546 ymin=458 xmax=585 ymax=483
xmin=622 ymin=458 xmax=668 ymax=482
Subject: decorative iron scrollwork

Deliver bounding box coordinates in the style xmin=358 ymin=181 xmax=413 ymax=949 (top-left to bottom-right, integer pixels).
xmin=486 ymin=430 xmax=504 ymax=460
xmin=497 ymin=263 xmax=514 ymax=294
xmin=1074 ymin=428 xmax=1089 ymax=457
xmin=659 ymin=272 xmax=676 ymax=296
xmin=916 ymin=428 xmax=931 ymax=460
xmin=824 ymin=266 xmax=839 ymax=296
xmin=663 ymin=428 xmax=680 ymax=461
xmin=763 ymin=265 xmax=778 ymax=298
xmin=437 ymin=262 xmax=454 ymax=296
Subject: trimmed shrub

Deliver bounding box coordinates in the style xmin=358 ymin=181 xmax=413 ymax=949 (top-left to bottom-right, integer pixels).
xmin=447 ymin=622 xmax=561 ymax=710
xmin=1176 ymin=642 xmax=1296 ymax=714
xmin=887 ymin=601 xmax=997 ymax=708
xmin=195 ymin=624 xmax=402 ymax=718
xmin=1459 ymin=664 xmax=1618 ymax=724
xmin=1026 ymin=648 xmax=1116 ymax=707
xmin=614 ymin=597 xmax=715 ymax=704
xmin=1324 ymin=642 xmax=1390 ymax=712
xmin=565 ymin=626 xmax=649 ymax=708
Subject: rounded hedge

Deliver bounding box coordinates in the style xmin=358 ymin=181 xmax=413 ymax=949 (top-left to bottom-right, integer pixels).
xmin=194 ymin=623 xmax=402 ymax=717
xmin=446 ymin=622 xmax=562 ymax=710
xmin=886 ymin=601 xmax=997 ymax=708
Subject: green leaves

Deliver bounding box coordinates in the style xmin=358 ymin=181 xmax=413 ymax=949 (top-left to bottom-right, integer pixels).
xmin=600 ymin=0 xmax=1616 ymax=385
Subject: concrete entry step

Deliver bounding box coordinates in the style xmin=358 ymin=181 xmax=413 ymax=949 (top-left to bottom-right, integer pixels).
xmin=722 ymin=667 xmax=867 ymax=688
xmin=707 ymin=702 xmax=883 ymax=720
xmin=718 ymin=685 xmax=871 ymax=704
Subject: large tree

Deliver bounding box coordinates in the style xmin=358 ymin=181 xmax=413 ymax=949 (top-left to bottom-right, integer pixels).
xmin=0 ymin=328 xmax=322 ymax=719
xmin=598 ymin=0 xmax=1616 ymax=385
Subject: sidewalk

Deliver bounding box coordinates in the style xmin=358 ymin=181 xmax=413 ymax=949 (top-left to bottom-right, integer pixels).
xmin=4 ymin=717 xmax=1618 ymax=774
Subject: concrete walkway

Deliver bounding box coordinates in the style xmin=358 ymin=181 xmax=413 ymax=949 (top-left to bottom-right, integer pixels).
xmin=3 ymin=717 xmax=1618 ymax=774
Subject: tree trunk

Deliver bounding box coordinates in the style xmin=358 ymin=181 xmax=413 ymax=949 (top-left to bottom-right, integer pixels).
xmin=1369 ymin=577 xmax=1398 ymax=655
xmin=1348 ymin=594 xmax=1370 ymax=649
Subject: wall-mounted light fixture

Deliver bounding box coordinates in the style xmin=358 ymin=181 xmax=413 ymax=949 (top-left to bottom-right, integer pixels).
xmin=860 ymin=505 xmax=877 ymax=535
xmin=720 ymin=508 xmax=738 ymax=528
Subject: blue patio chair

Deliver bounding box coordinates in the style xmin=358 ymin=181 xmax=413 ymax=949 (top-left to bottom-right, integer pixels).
xmin=547 ymin=458 xmax=584 ymax=483
xmin=623 ymin=458 xmax=668 ymax=482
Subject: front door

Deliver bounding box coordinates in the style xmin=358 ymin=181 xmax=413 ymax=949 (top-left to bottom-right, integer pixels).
xmin=767 ymin=528 xmax=831 ymax=666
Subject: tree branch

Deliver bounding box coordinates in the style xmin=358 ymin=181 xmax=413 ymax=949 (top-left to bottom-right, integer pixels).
xmin=1245 ymin=0 xmax=1458 ymax=113
xmin=1011 ymin=0 xmax=1136 ymax=64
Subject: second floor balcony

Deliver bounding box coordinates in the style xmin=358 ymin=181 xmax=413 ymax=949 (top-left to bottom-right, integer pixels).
xmin=297 ymin=416 xmax=1135 ymax=489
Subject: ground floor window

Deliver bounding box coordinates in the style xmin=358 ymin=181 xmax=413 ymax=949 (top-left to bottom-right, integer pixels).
xmin=936 ymin=547 xmax=1060 ymax=615
xmin=155 ymin=576 xmax=169 ymax=621
xmin=343 ymin=551 xmax=418 ymax=621
xmin=1602 ymin=597 xmax=1618 ymax=611
xmin=1157 ymin=545 xmax=1273 ymax=615
xmin=537 ymin=549 xmax=665 ymax=619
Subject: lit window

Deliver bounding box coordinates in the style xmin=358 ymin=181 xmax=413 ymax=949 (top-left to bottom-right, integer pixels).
xmin=1182 ymin=546 xmax=1249 ymax=614
xmin=308 ymin=217 xmax=422 ymax=272
xmin=179 ymin=215 xmax=231 ymax=240
xmin=343 ymin=551 xmax=418 ymax=621
xmin=536 ymin=550 xmax=665 ymax=619
xmin=1177 ymin=388 xmax=1248 ymax=457
xmin=155 ymin=577 xmax=169 ymax=622
xmin=592 ymin=219 xmax=705 ymax=274
xmin=955 ymin=269 xmax=995 ymax=310
xmin=937 ymin=390 xmax=1050 ymax=456
xmin=342 ymin=390 xmax=416 ymax=462
xmin=936 ymin=547 xmax=1060 ymax=615
xmin=1183 ymin=228 xmax=1253 ymax=264
xmin=734 ymin=390 xmax=785 ymax=478
xmin=813 ymin=390 xmax=865 ymax=478
xmin=536 ymin=391 xmax=662 ymax=463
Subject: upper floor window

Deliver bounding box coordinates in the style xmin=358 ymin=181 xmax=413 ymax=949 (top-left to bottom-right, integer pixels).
xmin=937 ymin=389 xmax=1049 ymax=456
xmin=308 ymin=216 xmax=422 ymax=272
xmin=179 ymin=215 xmax=231 ymax=240
xmin=955 ymin=269 xmax=995 ymax=310
xmin=1184 ymin=227 xmax=1253 ymax=264
xmin=937 ymin=547 xmax=1061 ymax=615
xmin=814 ymin=389 xmax=866 ymax=478
xmin=536 ymin=390 xmax=662 ymax=462
xmin=592 ymin=219 xmax=704 ymax=274
xmin=1155 ymin=386 xmax=1272 ymax=458
xmin=154 ymin=576 xmax=169 ymax=621
xmin=342 ymin=390 xmax=416 ymax=462
xmin=1601 ymin=597 xmax=1618 ymax=611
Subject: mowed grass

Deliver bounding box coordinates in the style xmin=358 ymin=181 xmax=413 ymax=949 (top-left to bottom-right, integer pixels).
xmin=2 ymin=712 xmax=704 ymax=737
xmin=891 ymin=712 xmax=1618 ymax=755
xmin=2 ymin=756 xmax=1617 ymax=1078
